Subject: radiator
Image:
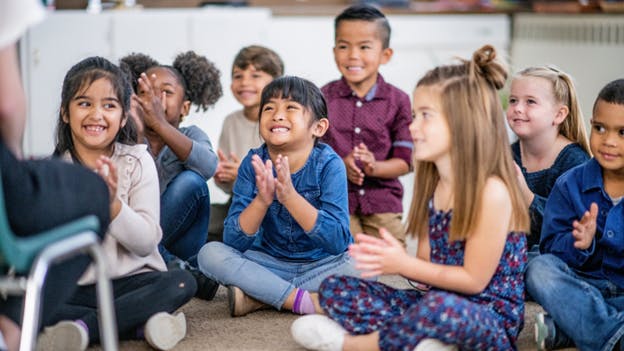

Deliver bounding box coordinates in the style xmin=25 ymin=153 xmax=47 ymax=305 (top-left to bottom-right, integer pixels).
xmin=511 ymin=14 xmax=624 ymax=121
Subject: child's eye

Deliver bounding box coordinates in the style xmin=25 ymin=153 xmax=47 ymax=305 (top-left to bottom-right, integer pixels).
xmin=287 ymin=104 xmax=300 ymax=110
xmin=77 ymin=101 xmax=90 ymax=107
xmin=232 ymin=74 xmax=242 ymax=80
xmin=262 ymin=106 xmax=273 ymax=112
xmin=252 ymin=74 xmax=262 ymax=79
xmin=163 ymin=90 xmax=174 ymax=96
xmin=103 ymin=103 xmax=118 ymax=109
xmin=361 ymin=45 xmax=371 ymax=50
xmin=508 ymin=97 xmax=517 ymax=104
xmin=593 ymin=124 xmax=605 ymax=133
xmin=619 ymin=129 xmax=624 ymax=137
xmin=411 ymin=111 xmax=416 ymax=119
xmin=527 ymin=99 xmax=537 ymax=105
xmin=336 ymin=44 xmax=347 ymax=50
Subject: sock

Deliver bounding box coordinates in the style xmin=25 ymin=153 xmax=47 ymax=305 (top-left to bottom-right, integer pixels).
xmin=292 ymin=288 xmax=316 ymax=315
xmin=75 ymin=319 xmax=89 ymax=335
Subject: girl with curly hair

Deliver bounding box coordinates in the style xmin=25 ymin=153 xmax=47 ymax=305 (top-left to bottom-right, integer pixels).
xmin=120 ymin=51 xmax=222 ymax=300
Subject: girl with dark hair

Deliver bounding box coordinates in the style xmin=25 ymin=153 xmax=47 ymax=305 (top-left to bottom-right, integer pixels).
xmin=198 ymin=76 xmax=358 ymax=317
xmin=41 ymin=56 xmax=196 ymax=351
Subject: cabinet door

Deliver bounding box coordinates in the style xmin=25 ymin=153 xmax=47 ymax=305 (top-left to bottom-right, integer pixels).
xmin=22 ymin=12 xmax=111 ymax=156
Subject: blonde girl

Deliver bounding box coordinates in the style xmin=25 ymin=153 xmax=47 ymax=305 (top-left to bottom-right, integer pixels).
xmin=507 ymin=66 xmax=590 ymax=251
xmin=291 ymin=45 xmax=529 ymax=351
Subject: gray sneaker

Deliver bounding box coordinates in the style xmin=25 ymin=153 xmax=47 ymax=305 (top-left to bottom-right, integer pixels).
xmin=144 ymin=312 xmax=186 ymax=350
xmin=535 ymin=312 xmax=574 ymax=350
xmin=37 ymin=320 xmax=88 ymax=351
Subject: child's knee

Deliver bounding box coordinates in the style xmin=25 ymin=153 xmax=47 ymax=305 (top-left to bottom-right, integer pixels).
xmin=197 ymin=241 xmax=229 ymax=276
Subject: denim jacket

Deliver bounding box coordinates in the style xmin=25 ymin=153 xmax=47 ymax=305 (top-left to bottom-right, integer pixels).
xmin=541 ymin=158 xmax=624 ymax=288
xmin=223 ymin=143 xmax=353 ymax=261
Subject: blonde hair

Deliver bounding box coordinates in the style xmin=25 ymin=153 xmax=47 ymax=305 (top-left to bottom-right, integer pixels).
xmin=514 ymin=66 xmax=590 ymax=155
xmin=407 ymin=45 xmax=529 ymax=241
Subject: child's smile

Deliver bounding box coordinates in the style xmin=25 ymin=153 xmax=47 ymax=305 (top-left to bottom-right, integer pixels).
xmin=65 ymin=77 xmax=125 ymax=155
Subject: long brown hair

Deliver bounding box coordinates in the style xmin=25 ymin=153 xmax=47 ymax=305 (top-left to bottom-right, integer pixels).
xmin=407 ymin=45 xmax=529 ymax=241
xmin=514 ymin=66 xmax=590 ymax=154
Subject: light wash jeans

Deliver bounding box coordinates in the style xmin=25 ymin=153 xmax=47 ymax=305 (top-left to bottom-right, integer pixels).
xmin=526 ymin=254 xmax=624 ymax=351
xmin=197 ymin=241 xmax=360 ymax=309
xmin=159 ymin=170 xmax=210 ymax=264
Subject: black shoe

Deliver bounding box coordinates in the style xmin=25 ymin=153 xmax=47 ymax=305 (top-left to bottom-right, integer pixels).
xmin=189 ymin=266 xmax=219 ymax=301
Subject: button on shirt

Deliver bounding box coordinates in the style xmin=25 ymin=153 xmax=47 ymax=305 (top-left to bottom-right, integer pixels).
xmin=540 ymin=158 xmax=624 ymax=288
xmin=321 ymin=75 xmax=413 ymax=216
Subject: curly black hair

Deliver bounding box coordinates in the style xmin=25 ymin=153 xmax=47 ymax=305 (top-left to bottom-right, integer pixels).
xmin=119 ymin=50 xmax=222 ymax=112
xmin=173 ymin=51 xmax=222 ymax=112
xmin=119 ymin=52 xmax=158 ymax=93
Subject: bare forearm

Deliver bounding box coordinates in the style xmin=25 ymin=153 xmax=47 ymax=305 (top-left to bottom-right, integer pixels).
xmin=400 ymin=257 xmax=488 ymax=295
xmin=150 ymin=121 xmax=192 ymax=161
xmin=368 ymin=158 xmax=409 ymax=178
xmin=0 ymin=44 xmax=26 ymax=158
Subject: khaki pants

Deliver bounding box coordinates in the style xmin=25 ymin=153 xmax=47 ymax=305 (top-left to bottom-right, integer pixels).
xmin=350 ymin=213 xmax=406 ymax=246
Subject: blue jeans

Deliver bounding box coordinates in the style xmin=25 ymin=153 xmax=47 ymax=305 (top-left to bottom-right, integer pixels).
xmin=197 ymin=241 xmax=360 ymax=309
xmin=159 ymin=170 xmax=210 ymax=264
xmin=526 ymin=254 xmax=624 ymax=351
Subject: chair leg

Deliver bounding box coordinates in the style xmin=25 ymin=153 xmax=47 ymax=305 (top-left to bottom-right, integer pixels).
xmin=87 ymin=243 xmax=118 ymax=351
xmin=18 ymin=232 xmax=118 ymax=351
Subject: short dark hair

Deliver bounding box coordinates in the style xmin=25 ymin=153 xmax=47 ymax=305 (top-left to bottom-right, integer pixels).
xmin=232 ymin=45 xmax=284 ymax=78
xmin=334 ymin=4 xmax=391 ymax=49
xmin=259 ymin=76 xmax=327 ymax=123
xmin=593 ymin=79 xmax=624 ymax=113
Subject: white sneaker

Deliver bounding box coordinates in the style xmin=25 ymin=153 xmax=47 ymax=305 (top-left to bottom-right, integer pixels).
xmin=414 ymin=338 xmax=458 ymax=351
xmin=291 ymin=315 xmax=346 ymax=351
xmin=37 ymin=320 xmax=89 ymax=351
xmin=144 ymin=312 xmax=186 ymax=350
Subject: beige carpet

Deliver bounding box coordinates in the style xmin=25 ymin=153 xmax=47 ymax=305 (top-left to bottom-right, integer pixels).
xmin=87 ymin=275 xmax=576 ymax=351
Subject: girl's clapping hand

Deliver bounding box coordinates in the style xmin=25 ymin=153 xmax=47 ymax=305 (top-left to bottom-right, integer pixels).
xmin=349 ymin=228 xmax=408 ymax=278
xmin=95 ymin=155 xmax=118 ymax=204
xmin=275 ymin=154 xmax=296 ymax=204
xmin=251 ymin=154 xmax=275 ymax=207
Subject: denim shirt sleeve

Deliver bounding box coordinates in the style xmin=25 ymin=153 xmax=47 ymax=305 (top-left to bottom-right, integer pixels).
xmin=540 ymin=172 xmax=595 ymax=266
xmin=182 ymin=126 xmax=217 ymax=180
xmin=304 ymin=152 xmax=352 ymax=254
xmin=223 ymin=151 xmax=259 ymax=251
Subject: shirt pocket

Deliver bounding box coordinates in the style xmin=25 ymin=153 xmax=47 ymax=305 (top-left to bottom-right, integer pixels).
xmin=300 ymin=188 xmax=322 ymax=209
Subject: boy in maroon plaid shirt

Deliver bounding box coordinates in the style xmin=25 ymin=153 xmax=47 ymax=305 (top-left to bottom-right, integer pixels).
xmin=322 ymin=4 xmax=413 ymax=245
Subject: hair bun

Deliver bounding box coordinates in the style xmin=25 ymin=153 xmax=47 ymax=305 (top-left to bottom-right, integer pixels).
xmin=471 ymin=45 xmax=507 ymax=90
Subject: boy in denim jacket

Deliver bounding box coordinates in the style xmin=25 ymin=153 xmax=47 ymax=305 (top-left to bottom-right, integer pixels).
xmin=526 ymin=79 xmax=624 ymax=351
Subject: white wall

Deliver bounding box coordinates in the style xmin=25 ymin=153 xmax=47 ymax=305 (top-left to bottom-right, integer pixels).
xmin=20 ymin=8 xmax=509 ymax=211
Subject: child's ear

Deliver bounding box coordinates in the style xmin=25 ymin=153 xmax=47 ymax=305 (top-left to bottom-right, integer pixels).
xmin=61 ymin=108 xmax=69 ymax=123
xmin=312 ymin=118 xmax=330 ymax=138
xmin=120 ymin=113 xmax=128 ymax=128
xmin=554 ymin=105 xmax=570 ymax=125
xmin=380 ymin=47 xmax=393 ymax=65
xmin=181 ymin=100 xmax=191 ymax=118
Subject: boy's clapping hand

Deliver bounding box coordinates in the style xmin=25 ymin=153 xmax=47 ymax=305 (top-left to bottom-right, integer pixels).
xmin=572 ymin=202 xmax=598 ymax=250
xmin=353 ymin=143 xmax=376 ymax=176
xmin=343 ymin=151 xmax=365 ymax=185
xmin=215 ymin=149 xmax=241 ymax=185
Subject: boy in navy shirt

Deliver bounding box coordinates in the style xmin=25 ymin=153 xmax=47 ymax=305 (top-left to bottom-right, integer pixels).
xmin=526 ymin=79 xmax=624 ymax=351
